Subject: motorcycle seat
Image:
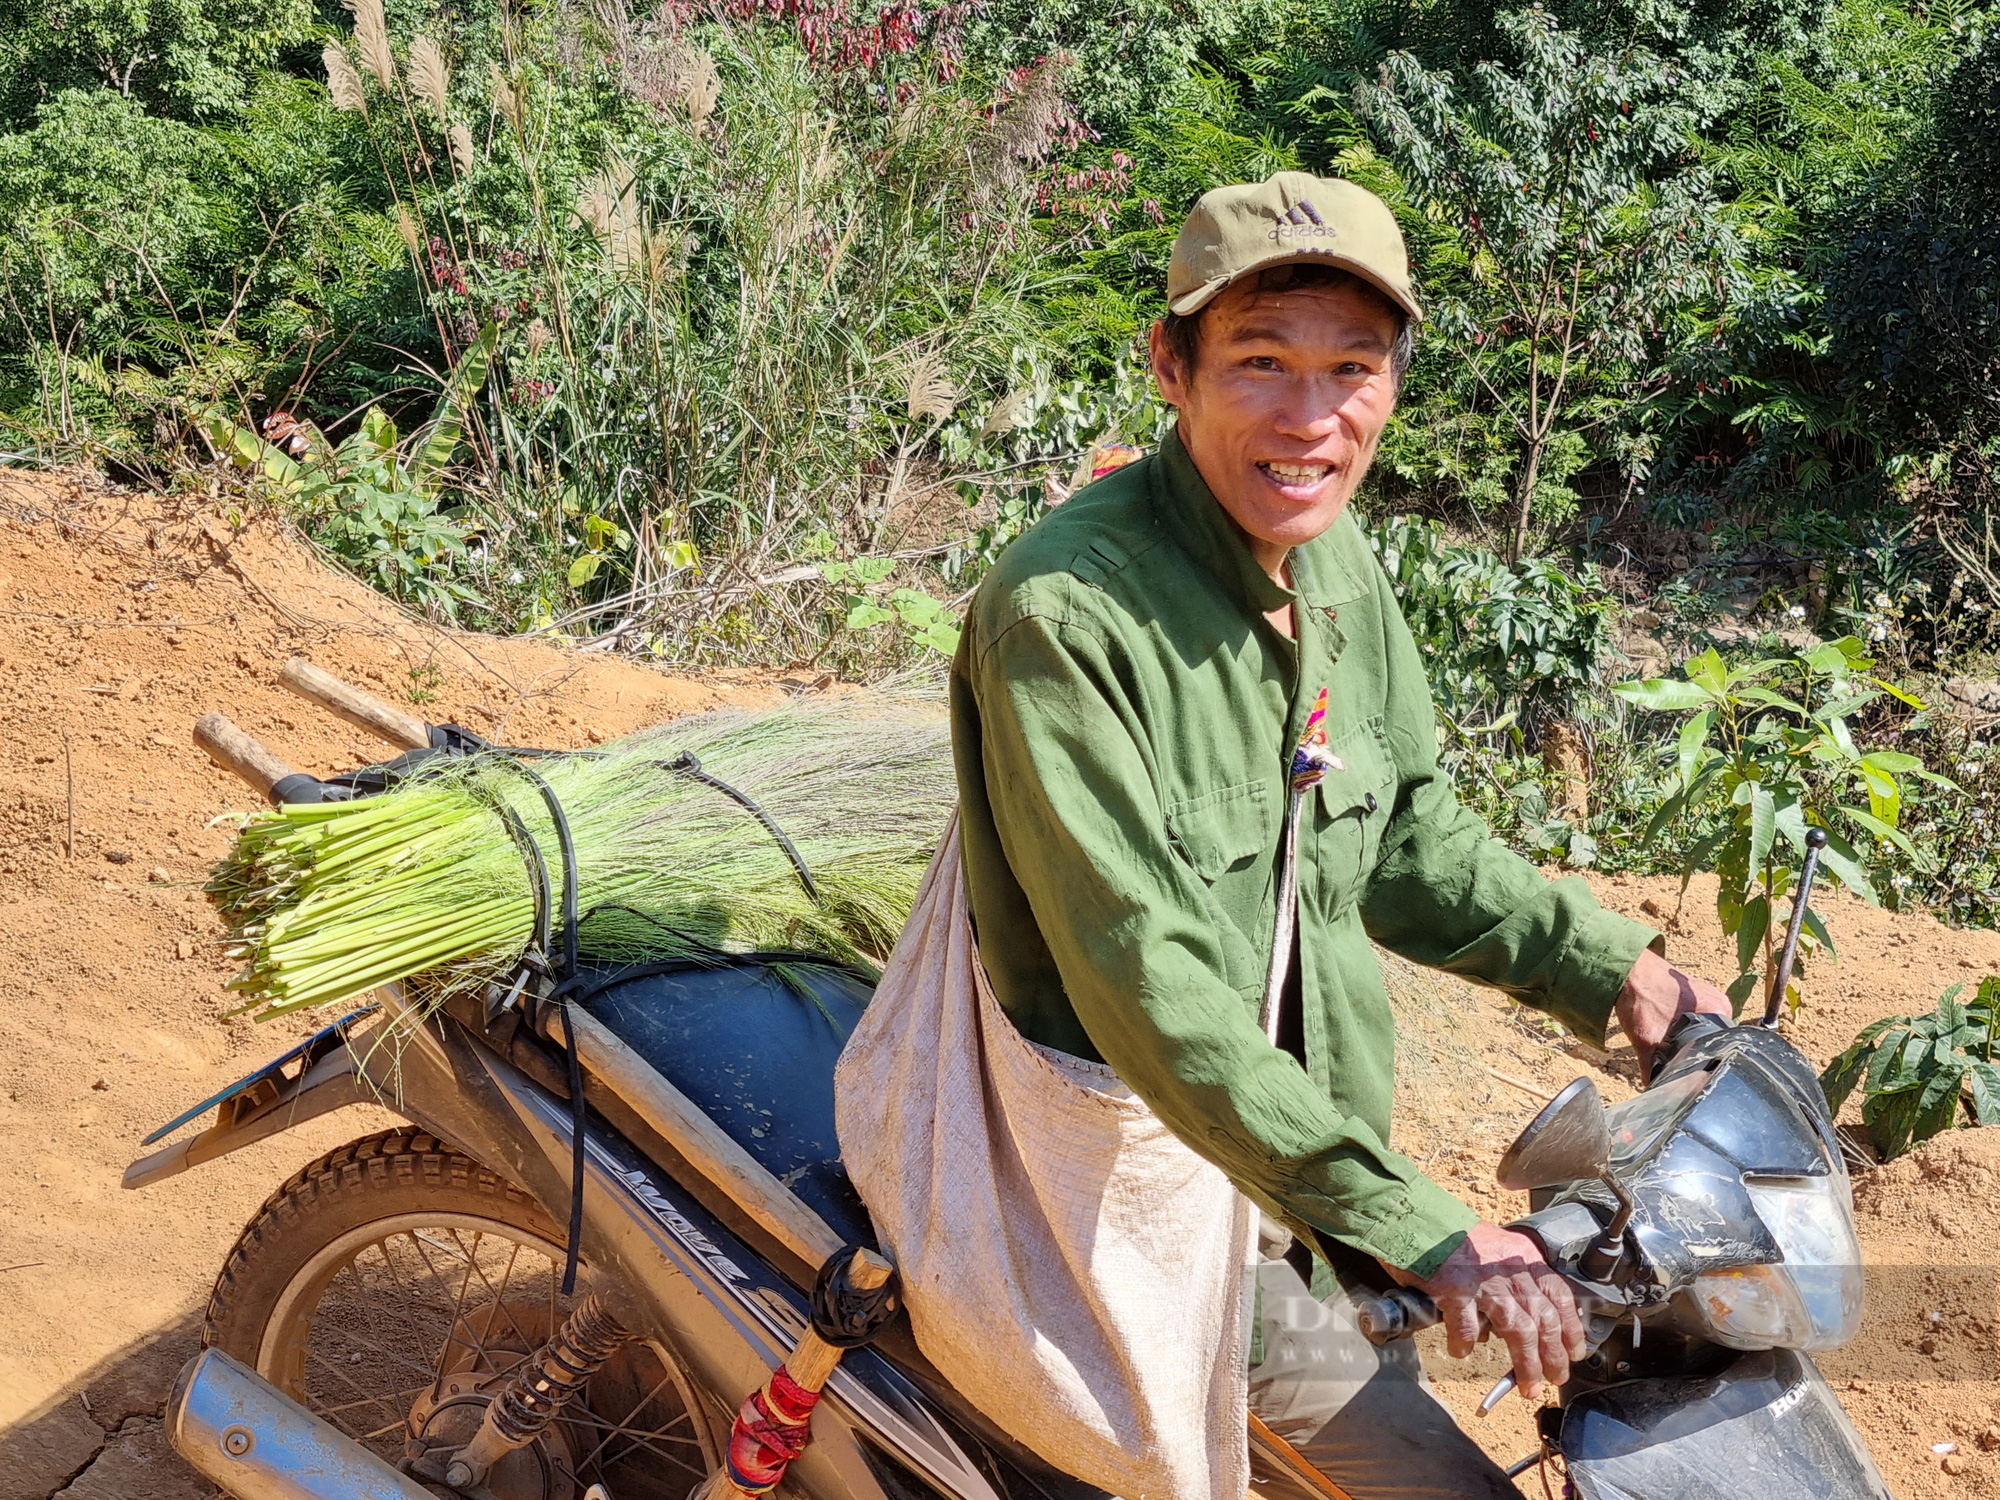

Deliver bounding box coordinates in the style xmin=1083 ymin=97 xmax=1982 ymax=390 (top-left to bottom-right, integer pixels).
xmin=574 ymin=954 xmax=878 ymax=1252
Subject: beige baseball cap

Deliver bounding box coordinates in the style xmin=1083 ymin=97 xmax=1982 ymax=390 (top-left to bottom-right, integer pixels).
xmin=1166 ymin=171 xmax=1422 ymax=322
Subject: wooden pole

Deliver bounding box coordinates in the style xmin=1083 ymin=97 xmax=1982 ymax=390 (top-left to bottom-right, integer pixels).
xmin=193 ymin=713 xmax=296 ymax=803
xmin=279 ymin=658 xmax=432 ymax=751
xmin=548 ymin=1004 xmax=847 ymax=1268
xmin=697 ymin=1248 xmax=896 ymax=1500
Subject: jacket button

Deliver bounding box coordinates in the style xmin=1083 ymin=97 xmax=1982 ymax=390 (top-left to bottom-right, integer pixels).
xmin=1364 ymin=792 xmax=1378 ymax=813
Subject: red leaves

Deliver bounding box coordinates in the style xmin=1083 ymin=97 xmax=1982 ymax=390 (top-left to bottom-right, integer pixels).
xmin=717 ymin=0 xmax=971 ymax=81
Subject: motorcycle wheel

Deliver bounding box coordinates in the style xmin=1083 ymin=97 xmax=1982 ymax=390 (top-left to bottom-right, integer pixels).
xmin=204 ymin=1127 xmax=722 ymax=1500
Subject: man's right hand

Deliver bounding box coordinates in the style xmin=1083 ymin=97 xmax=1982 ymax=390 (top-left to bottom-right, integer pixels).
xmin=1388 ymin=1222 xmax=1586 ymax=1399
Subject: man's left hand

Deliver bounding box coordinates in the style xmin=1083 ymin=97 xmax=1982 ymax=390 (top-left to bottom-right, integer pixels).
xmin=1615 ymin=947 xmax=1733 ymax=1083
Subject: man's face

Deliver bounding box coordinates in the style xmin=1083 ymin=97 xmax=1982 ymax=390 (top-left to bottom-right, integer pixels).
xmin=1150 ymin=277 xmax=1401 ymax=567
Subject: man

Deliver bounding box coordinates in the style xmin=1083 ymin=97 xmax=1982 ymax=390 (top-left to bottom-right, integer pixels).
xmin=948 ymin=172 xmax=1732 ymax=1498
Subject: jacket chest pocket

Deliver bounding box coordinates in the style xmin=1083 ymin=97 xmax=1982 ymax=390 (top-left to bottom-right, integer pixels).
xmin=1164 ymin=779 xmax=1274 ymax=993
xmin=1312 ymin=719 xmax=1397 ymax=915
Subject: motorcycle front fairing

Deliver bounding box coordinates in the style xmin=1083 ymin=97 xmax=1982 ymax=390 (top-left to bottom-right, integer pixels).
xmin=1513 ymin=1021 xmax=1888 ymax=1498
xmin=1561 ymin=1348 xmax=1890 ymax=1500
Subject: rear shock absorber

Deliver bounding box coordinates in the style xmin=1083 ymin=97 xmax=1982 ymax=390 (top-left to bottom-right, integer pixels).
xmin=444 ymin=1295 xmax=630 ymax=1490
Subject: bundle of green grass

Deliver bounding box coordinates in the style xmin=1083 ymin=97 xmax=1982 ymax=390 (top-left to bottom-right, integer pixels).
xmin=208 ymin=699 xmax=955 ymax=1021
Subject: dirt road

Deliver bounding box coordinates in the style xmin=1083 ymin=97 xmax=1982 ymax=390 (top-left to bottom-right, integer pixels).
xmin=1 ymin=467 xmax=1997 ymax=1498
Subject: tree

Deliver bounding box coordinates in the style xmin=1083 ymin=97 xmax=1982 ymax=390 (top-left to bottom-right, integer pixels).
xmin=0 ymin=0 xmax=317 ymax=127
xmin=1355 ymin=8 xmax=1745 ymax=561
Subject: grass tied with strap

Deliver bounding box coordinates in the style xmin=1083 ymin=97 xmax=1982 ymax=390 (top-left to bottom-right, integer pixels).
xmin=207 ymin=700 xmax=954 ymax=1019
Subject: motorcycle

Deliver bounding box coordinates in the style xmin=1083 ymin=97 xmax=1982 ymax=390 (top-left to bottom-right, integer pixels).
xmin=128 ymin=731 xmax=1891 ymax=1500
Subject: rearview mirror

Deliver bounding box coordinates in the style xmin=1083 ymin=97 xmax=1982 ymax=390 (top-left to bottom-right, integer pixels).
xmin=1496 ymin=1076 xmax=1611 ymax=1190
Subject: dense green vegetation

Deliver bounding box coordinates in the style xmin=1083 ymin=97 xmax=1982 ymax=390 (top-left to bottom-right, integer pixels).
xmin=3 ymin=0 xmax=1998 ymax=949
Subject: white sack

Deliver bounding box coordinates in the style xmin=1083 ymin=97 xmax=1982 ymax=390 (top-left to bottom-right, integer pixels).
xmin=835 ymin=817 xmax=1252 ymax=1500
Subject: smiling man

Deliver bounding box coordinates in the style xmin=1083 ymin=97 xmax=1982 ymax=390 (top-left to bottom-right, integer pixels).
xmin=948 ymin=173 xmax=1731 ymax=1499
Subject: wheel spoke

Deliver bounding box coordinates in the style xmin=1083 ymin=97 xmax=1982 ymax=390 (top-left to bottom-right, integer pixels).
xmin=307 ymin=1319 xmax=448 ymax=1388
xmin=573 ymin=1367 xmax=695 ymax=1471
xmin=598 ymin=1429 xmax=710 ymax=1475
xmin=269 ymin=1194 xmax=711 ymax=1491
xmin=403 ymin=1227 xmax=487 ymax=1383
xmin=460 ymin=1232 xmax=551 ymax=1362
xmin=312 ymin=1383 xmax=434 ymax=1420
xmin=354 ymin=1233 xmax=462 ymax=1395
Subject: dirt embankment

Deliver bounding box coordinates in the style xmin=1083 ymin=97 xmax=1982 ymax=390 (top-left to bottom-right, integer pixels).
xmin=0 ymin=466 xmax=1997 ymax=1498
xmin=0 ymin=470 xmax=777 ymax=1497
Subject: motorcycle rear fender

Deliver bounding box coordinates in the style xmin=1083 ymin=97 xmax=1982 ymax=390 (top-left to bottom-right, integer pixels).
xmin=1561 ymin=1347 xmax=1890 ymax=1500
xmin=122 ymin=1003 xmax=407 ymax=1190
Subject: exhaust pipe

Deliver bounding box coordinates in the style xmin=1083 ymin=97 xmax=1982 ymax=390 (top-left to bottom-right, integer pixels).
xmin=168 ymin=1348 xmax=437 ymax=1500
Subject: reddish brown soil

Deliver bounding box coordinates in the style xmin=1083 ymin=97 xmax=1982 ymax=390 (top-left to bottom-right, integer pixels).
xmin=1 ymin=465 xmax=1997 ymax=1498
xmin=0 ymin=470 xmax=774 ymax=1497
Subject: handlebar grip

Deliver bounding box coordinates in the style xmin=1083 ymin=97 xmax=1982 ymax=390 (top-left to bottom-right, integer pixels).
xmin=1353 ymin=1287 xmax=1442 ymax=1344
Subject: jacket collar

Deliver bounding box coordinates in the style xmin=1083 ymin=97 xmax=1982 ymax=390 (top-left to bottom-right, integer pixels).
xmin=1154 ymin=424 xmax=1354 ymax=614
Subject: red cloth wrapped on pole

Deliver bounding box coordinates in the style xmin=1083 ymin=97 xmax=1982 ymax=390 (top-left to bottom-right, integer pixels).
xmin=723 ymin=1367 xmax=823 ymax=1495
xmin=696 ymin=1247 xmax=898 ymax=1500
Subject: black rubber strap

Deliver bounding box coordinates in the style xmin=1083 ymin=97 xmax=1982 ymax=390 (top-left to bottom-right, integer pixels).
xmin=809 ymin=1247 xmax=901 ymax=1348
xmin=477 ymin=747 xmax=815 ymax=1297
xmin=462 ymin=744 xmax=820 ymax=906
xmin=658 ymin=752 xmax=820 ymax=903
xmin=480 ymin=755 xmax=587 ymax=1296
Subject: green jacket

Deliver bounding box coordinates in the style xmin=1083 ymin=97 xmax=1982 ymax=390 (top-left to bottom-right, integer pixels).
xmin=949 ymin=427 xmax=1659 ymax=1277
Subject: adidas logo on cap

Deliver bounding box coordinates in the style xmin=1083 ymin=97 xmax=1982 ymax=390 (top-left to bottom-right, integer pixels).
xmin=1267 ymin=200 xmax=1339 ymax=242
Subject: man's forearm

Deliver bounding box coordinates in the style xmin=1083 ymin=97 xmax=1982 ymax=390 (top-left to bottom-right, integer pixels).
xmin=1362 ymin=792 xmax=1659 ymax=1046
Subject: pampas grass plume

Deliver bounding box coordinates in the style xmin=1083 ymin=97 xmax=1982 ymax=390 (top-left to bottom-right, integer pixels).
xmin=491 ymin=64 xmax=524 ymax=129
xmin=980 ymin=388 xmax=1033 ymax=438
xmin=449 ymin=123 xmax=476 ymax=175
xmin=345 ymin=0 xmax=396 ymax=88
xmin=683 ymin=47 xmax=720 ymax=124
xmin=410 ymin=36 xmax=450 ymax=118
xmin=396 ymin=206 xmax=423 ymax=263
xmin=903 ymin=352 xmax=958 ymax=424
xmin=324 ymin=45 xmax=368 ymax=112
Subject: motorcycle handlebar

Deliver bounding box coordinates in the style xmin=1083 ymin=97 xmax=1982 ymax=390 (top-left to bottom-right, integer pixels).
xmin=1352 ymin=1287 xmax=1442 ymax=1344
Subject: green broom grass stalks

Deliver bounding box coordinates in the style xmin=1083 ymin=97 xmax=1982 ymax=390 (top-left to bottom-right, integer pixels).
xmin=208 ymin=699 xmax=954 ymax=1020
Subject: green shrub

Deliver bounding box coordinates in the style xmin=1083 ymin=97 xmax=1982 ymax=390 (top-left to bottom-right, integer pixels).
xmin=0 ymin=88 xmax=245 ymax=447
xmin=1366 ymin=512 xmax=1620 ymax=732
xmin=1822 ymin=978 xmax=2000 ymax=1159
xmin=0 ymin=0 xmax=317 ymax=126
xmin=285 ymin=1 xmax=1115 ymax=652
xmin=1612 ymin=637 xmax=1945 ymax=1013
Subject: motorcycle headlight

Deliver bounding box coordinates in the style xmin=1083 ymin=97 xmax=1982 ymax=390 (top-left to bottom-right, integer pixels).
xmin=1689 ymin=1175 xmax=1863 ymax=1351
